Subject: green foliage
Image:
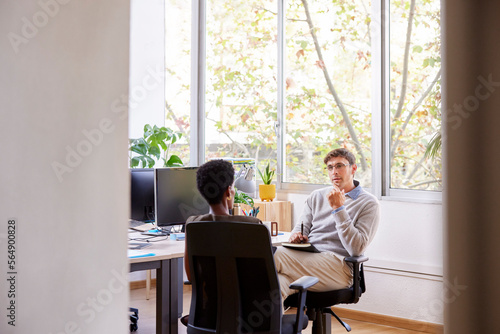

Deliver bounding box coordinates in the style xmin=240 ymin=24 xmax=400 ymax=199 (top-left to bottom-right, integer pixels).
xmin=424 ymin=129 xmax=441 ymax=160
xmin=257 ymin=161 xmax=275 ymax=185
xmin=129 ymin=124 xmax=184 ymax=168
xmin=164 ymin=0 xmax=441 ymax=191
xmin=233 ymin=189 xmax=254 ymax=207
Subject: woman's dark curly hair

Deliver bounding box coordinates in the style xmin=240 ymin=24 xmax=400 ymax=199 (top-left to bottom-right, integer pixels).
xmin=196 ymin=160 xmax=235 ymax=205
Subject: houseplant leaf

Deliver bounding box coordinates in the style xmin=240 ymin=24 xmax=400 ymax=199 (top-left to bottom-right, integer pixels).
xmin=164 ymin=154 xmax=184 ymax=167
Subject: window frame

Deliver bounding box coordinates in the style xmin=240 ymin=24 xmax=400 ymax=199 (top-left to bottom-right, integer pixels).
xmin=187 ymin=0 xmax=442 ymax=203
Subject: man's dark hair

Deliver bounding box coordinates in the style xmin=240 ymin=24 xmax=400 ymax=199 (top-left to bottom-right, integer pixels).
xmin=323 ymin=148 xmax=356 ymax=165
xmin=196 ymin=160 xmax=235 ymax=205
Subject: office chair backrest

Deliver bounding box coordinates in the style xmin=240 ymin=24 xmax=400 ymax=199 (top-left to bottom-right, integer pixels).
xmin=186 ymin=221 xmax=282 ymax=334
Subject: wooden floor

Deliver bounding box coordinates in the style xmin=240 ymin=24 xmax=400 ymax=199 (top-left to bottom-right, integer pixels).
xmin=129 ymin=285 xmax=427 ymax=334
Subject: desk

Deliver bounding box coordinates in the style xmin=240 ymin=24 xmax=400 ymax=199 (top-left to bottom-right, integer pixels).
xmin=128 ymin=230 xmax=290 ymax=334
xmin=129 ymin=233 xmax=184 ymax=334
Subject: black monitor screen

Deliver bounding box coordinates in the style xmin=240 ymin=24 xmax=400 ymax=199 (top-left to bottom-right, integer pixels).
xmin=130 ymin=168 xmax=155 ymax=222
xmin=155 ymin=167 xmax=210 ymax=227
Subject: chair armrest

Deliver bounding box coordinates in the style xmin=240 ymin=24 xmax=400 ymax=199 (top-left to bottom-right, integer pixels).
xmin=344 ymin=256 xmax=368 ymax=303
xmin=289 ymin=276 xmax=318 ymax=334
xmin=289 ymin=276 xmax=319 ymax=291
xmin=344 ymin=255 xmax=369 ymax=264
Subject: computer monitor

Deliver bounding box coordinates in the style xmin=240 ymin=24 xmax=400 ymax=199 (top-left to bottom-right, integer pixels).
xmin=154 ymin=167 xmax=210 ymax=227
xmin=130 ymin=168 xmax=155 ymax=222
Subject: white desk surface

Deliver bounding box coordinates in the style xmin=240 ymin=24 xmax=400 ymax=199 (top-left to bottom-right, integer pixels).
xmin=128 ymin=231 xmax=185 ymax=264
xmin=128 ymin=230 xmax=291 ymax=263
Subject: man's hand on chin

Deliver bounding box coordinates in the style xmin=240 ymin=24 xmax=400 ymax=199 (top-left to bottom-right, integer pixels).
xmin=327 ymin=185 xmax=345 ymax=210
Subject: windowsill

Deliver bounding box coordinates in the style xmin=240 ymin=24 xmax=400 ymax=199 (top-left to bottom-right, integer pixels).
xmin=365 ymin=258 xmax=443 ymax=279
xmin=276 ymin=183 xmax=443 ymax=205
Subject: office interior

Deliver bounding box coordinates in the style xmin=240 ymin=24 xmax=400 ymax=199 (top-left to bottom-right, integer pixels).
xmin=1 ymin=1 xmax=500 ymax=333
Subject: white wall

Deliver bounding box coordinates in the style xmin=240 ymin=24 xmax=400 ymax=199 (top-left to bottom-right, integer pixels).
xmin=128 ymin=0 xmax=165 ymax=139
xmin=279 ymin=191 xmax=444 ymax=324
xmin=128 ymin=0 xmax=166 ymax=283
xmin=0 ymin=1 xmax=130 ymax=333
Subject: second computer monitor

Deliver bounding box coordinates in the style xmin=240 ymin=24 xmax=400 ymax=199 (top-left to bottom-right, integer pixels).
xmin=154 ymin=167 xmax=210 ymax=227
xmin=130 ymin=168 xmax=155 ymax=222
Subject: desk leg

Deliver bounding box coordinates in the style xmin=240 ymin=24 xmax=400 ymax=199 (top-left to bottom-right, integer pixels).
xmin=156 ymin=258 xmax=182 ymax=334
xmin=157 ymin=261 xmax=169 ymax=334
xmin=171 ymin=258 xmax=183 ymax=319
xmin=146 ymin=270 xmax=151 ymax=300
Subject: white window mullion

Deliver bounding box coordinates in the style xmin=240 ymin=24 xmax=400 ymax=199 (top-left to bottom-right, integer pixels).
xmin=371 ymin=0 xmax=385 ymax=199
xmin=277 ymin=0 xmax=285 ymax=189
xmin=190 ymin=0 xmax=206 ymax=166
xmin=381 ymin=0 xmax=391 ymax=197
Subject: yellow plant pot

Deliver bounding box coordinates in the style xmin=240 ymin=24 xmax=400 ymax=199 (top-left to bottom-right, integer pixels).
xmin=259 ymin=184 xmax=276 ymax=202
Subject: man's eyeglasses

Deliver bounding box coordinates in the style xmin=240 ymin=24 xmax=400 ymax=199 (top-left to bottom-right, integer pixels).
xmin=325 ymin=163 xmax=351 ymax=172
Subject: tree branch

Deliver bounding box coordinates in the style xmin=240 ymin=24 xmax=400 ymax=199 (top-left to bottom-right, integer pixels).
xmin=301 ymin=0 xmax=368 ymax=171
xmin=392 ymin=0 xmax=416 ymax=134
xmin=404 ymin=154 xmax=430 ymax=184
xmin=390 ymin=68 xmax=441 ymax=159
xmin=255 ymin=6 xmax=277 ymax=16
xmin=394 ymin=152 xmax=440 ymax=188
xmin=205 ymin=117 xmax=251 ymax=157
xmin=165 ymin=101 xmax=188 ymax=136
xmin=407 ymin=179 xmax=442 ymax=189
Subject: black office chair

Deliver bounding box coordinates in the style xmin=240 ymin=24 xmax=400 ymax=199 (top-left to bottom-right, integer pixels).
xmin=185 ymin=221 xmax=318 ymax=334
xmin=283 ymin=256 xmax=368 ymax=334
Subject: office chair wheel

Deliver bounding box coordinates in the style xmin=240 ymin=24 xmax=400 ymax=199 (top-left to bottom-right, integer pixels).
xmin=129 ymin=307 xmax=139 ymax=332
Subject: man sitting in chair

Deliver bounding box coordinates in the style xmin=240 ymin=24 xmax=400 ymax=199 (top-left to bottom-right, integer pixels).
xmin=274 ymin=148 xmax=380 ymax=301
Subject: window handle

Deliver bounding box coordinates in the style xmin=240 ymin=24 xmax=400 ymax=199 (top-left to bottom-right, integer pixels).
xmin=274 ymin=121 xmax=280 ymax=137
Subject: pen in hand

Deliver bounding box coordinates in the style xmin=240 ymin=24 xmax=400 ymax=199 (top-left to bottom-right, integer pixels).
xmin=300 ymin=222 xmax=304 ymax=243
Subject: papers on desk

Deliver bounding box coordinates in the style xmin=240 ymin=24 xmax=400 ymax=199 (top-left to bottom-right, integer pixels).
xmin=128 ymin=250 xmax=156 ymax=258
xmin=129 ymin=222 xmax=155 ymax=232
xmin=128 ymin=242 xmax=152 ymax=250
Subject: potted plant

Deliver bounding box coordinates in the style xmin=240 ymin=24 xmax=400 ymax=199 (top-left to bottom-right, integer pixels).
xmin=129 ymin=124 xmax=184 ymax=168
xmin=257 ymin=162 xmax=276 ymax=202
xmin=233 ymin=189 xmax=254 ymax=207
xmin=232 ymin=189 xmax=255 ymax=215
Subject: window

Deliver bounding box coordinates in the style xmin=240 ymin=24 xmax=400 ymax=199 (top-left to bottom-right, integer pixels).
xmin=284 ymin=0 xmax=372 ymax=186
xmin=388 ymin=0 xmax=441 ymax=192
xmin=204 ymin=0 xmax=278 ymax=163
xmin=164 ymin=0 xmax=192 ymax=165
xmin=163 ymin=0 xmax=441 ymax=198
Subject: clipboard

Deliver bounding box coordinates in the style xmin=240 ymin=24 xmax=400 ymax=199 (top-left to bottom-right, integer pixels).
xmin=282 ymin=242 xmax=320 ymax=253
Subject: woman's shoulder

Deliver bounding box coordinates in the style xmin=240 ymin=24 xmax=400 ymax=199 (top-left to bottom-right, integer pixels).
xmin=187 ymin=214 xmax=261 ymax=224
xmin=186 ymin=214 xmax=215 ymax=223
xmin=213 ymin=215 xmax=262 ymax=224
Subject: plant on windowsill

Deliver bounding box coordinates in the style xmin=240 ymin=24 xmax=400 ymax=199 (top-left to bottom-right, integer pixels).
xmin=232 ymin=189 xmax=255 ymax=216
xmin=257 ymin=162 xmax=276 ymax=202
xmin=233 ymin=189 xmax=254 ymax=207
xmin=129 ymin=124 xmax=184 ymax=168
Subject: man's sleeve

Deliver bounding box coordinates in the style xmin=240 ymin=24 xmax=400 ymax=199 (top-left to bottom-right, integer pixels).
xmin=333 ymin=199 xmax=380 ymax=256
